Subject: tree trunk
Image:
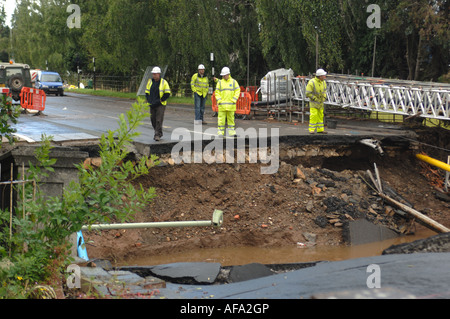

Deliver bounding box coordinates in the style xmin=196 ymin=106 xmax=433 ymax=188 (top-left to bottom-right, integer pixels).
xmin=405 ymin=35 xmax=415 ymax=80
xmin=414 ymin=33 xmax=423 ymax=81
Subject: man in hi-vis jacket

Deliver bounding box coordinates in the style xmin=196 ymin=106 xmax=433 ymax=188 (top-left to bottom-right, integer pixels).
xmin=306 ymin=69 xmax=327 ymax=134
xmin=214 ymin=67 xmax=240 ymax=137
xmin=145 ymin=66 xmax=171 ymax=141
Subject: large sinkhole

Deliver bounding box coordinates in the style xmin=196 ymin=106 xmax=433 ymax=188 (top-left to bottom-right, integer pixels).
xmin=4 ymin=134 xmax=444 ymax=270
xmin=79 ymin=133 xmax=450 ymax=269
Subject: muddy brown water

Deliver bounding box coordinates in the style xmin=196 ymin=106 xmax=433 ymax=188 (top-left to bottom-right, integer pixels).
xmin=117 ymin=229 xmax=434 ymax=267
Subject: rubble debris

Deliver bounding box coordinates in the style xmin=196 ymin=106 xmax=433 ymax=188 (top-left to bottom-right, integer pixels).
xmin=364 ymin=164 xmax=450 ymax=234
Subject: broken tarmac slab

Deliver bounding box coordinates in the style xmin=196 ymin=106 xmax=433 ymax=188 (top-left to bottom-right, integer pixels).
xmin=382 ymin=232 xmax=450 ymax=255
xmin=74 ymin=253 xmax=450 ymax=299
xmin=227 ymin=263 xmax=274 ymax=283
xmin=119 ymin=261 xmax=318 ymax=286
xmin=121 ymin=262 xmax=222 ymax=285
xmin=78 ymin=261 xmax=298 ymax=297
xmin=79 ymin=266 xmax=166 ymax=298
xmin=153 ymin=252 xmax=450 ymax=299
xmin=149 ymin=262 xmax=221 ymax=285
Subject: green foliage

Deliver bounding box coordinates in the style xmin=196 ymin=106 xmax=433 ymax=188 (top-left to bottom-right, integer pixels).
xmin=0 ymin=98 xmax=158 ymax=298
xmin=74 ymin=98 xmax=158 ymax=225
xmin=256 ymin=0 xmax=311 ymax=74
xmin=3 ymin=0 xmax=448 ymax=82
xmin=0 ymin=93 xmax=22 ymax=146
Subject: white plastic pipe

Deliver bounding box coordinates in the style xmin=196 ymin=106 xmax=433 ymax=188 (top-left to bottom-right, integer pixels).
xmin=81 ymin=210 xmax=223 ymax=231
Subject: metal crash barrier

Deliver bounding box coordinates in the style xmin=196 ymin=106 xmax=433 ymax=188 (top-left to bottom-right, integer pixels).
xmin=81 ymin=209 xmax=224 ymax=231
xmin=20 ymin=87 xmax=46 ymax=111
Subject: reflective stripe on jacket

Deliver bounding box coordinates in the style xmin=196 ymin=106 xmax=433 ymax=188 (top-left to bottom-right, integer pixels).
xmin=145 ymin=78 xmax=171 ymax=106
xmin=215 ymin=77 xmax=240 ymax=112
xmin=306 ymin=77 xmax=327 ymax=109
xmin=191 ymin=73 xmax=209 ymax=98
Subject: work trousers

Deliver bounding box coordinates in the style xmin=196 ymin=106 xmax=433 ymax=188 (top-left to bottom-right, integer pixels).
xmin=218 ymin=111 xmax=236 ymax=136
xmin=309 ymin=107 xmax=324 ymax=133
xmin=150 ymin=104 xmax=166 ymax=138
xmin=194 ymin=93 xmax=206 ymax=121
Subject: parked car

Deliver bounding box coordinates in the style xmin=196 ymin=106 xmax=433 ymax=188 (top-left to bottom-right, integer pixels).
xmin=0 ymin=61 xmax=33 ymax=101
xmin=35 ymin=70 xmax=64 ymax=96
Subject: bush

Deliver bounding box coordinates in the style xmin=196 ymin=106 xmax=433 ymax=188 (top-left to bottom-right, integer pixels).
xmin=0 ymin=94 xmax=22 ymax=146
xmin=0 ymin=97 xmax=158 ymax=298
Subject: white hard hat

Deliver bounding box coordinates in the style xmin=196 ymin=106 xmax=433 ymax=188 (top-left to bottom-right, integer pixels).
xmin=151 ymin=66 xmax=162 ymax=74
xmin=220 ymin=67 xmax=230 ymax=76
xmin=316 ymin=69 xmax=327 ymax=76
xmin=198 ymin=64 xmax=205 ymax=70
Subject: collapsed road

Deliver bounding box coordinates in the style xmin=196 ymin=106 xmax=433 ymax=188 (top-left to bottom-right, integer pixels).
xmin=3 ymin=92 xmax=450 ymax=299
xmin=10 ymin=92 xmax=415 ymax=144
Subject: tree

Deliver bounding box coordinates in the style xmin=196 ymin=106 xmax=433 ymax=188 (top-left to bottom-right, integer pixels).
xmin=256 ymin=0 xmax=345 ymax=75
xmin=6 ymin=0 xmax=449 ymax=83
xmin=387 ymin=0 xmax=449 ymax=81
xmin=80 ymin=0 xmax=166 ymax=75
xmin=0 ymin=0 xmax=10 ymax=61
xmin=256 ymin=0 xmax=310 ymax=74
xmin=294 ymin=0 xmax=345 ymax=72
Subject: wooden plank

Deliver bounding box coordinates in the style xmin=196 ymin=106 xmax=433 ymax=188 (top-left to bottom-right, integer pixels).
xmin=379 ymin=193 xmax=450 ymax=234
xmin=364 ymin=168 xmax=449 ymax=234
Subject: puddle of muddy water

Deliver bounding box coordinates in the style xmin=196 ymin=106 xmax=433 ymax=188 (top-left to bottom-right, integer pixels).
xmin=117 ymin=229 xmax=435 ymax=267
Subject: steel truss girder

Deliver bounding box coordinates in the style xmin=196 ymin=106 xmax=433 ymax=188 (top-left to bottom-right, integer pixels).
xmin=292 ymin=77 xmax=450 ymax=121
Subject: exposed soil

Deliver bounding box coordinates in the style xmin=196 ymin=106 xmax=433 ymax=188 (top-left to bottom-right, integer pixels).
xmin=84 ymin=125 xmax=450 ymax=265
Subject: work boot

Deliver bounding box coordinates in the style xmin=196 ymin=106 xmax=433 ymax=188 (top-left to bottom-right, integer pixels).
xmin=228 ymin=129 xmax=237 ymax=137
xmin=318 ymin=131 xmax=328 ymax=134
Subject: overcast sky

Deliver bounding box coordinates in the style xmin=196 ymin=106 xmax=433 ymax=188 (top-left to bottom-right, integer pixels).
xmin=3 ymin=0 xmax=15 ymax=26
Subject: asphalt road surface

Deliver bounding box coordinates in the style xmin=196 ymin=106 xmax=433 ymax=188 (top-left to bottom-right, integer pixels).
xmin=161 ymin=252 xmax=450 ymax=300
xmin=11 ymin=92 xmax=411 ymax=145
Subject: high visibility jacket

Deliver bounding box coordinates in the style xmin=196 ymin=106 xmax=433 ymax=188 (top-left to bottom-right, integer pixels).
xmin=215 ymin=76 xmax=240 ymax=112
xmin=306 ymin=77 xmax=327 ymax=109
xmin=191 ymin=73 xmax=209 ymax=98
xmin=145 ymin=78 xmax=171 ymax=106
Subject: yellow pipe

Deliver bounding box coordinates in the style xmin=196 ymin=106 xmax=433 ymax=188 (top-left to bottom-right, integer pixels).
xmin=416 ymin=154 xmax=450 ymax=172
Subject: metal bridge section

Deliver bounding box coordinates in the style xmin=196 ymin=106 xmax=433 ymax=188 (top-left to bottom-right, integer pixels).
xmin=290 ymin=74 xmax=450 ymax=122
